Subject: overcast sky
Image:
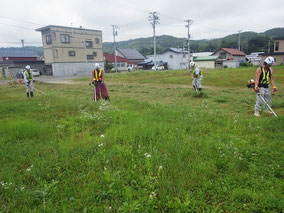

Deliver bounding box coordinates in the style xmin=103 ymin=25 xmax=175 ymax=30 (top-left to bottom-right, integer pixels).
xmin=0 ymin=0 xmax=283 ymax=47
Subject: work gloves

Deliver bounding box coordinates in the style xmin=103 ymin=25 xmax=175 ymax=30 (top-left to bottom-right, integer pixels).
xmin=254 ymin=86 xmax=259 ymax=93
xmin=272 ymin=87 xmax=277 ymax=92
xmin=101 ymin=81 xmax=104 ymax=85
xmin=89 ymin=82 xmax=91 ymax=86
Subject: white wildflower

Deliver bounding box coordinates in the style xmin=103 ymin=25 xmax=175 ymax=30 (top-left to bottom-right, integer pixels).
xmin=100 ymin=135 xmax=105 ymax=138
xmin=144 ymin=153 xmax=151 ymax=158
xmin=98 ymin=143 xmax=104 ymax=147
xmin=158 ymin=166 xmax=163 ymax=170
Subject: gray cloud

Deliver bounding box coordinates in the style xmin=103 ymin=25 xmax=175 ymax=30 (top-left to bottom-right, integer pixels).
xmin=0 ymin=0 xmax=283 ymax=47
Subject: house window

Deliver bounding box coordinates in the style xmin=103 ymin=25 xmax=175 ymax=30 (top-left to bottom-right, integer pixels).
xmin=87 ymin=55 xmax=94 ymax=60
xmin=69 ymin=51 xmax=76 ymax=56
xmin=169 ymin=55 xmax=173 ymax=58
xmin=60 ymin=34 xmax=70 ymax=43
xmin=220 ymin=52 xmax=226 ymax=59
xmin=46 ymin=35 xmax=51 ymax=44
xmin=275 ymin=41 xmax=279 ymax=51
xmin=52 ymin=32 xmax=56 ymax=41
xmin=95 ymin=38 xmax=100 ymax=44
xmin=93 ymin=51 xmax=97 ymax=57
xmin=85 ymin=41 xmax=93 ymax=48
xmin=53 ymin=49 xmax=58 ymax=58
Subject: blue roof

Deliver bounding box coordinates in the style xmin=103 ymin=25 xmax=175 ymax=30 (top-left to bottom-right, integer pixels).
xmin=117 ymin=48 xmax=145 ymax=60
xmin=0 ymin=49 xmax=39 ymax=57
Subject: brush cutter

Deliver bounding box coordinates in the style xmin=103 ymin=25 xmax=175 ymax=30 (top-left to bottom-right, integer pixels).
xmin=257 ymin=92 xmax=277 ymax=117
xmin=193 ymin=77 xmax=199 ymax=94
xmin=34 ymin=87 xmax=47 ymax=96
xmin=246 ymin=79 xmax=277 ymax=117
xmin=90 ymin=81 xmax=100 ymax=102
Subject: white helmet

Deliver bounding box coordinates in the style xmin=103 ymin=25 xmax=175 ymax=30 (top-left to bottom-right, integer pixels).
xmin=189 ymin=61 xmax=195 ymax=68
xmin=264 ymin=56 xmax=275 ymax=66
xmin=25 ymin=65 xmax=31 ymax=70
xmin=94 ymin=63 xmax=100 ymax=69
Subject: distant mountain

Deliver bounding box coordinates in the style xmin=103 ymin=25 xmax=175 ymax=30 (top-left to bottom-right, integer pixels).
xmin=103 ymin=28 xmax=284 ymax=56
xmin=263 ymin=28 xmax=284 ymax=37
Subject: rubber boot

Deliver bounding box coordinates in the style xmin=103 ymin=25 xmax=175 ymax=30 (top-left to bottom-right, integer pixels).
xmin=254 ymin=111 xmax=260 ymax=117
xmin=30 ymin=92 xmax=33 ymax=97
xmin=27 ymin=92 xmax=29 ymax=98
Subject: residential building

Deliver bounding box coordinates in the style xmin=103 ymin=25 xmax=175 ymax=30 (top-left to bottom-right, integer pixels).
xmin=36 ymin=25 xmax=103 ymax=76
xmin=147 ymin=48 xmax=188 ymax=69
xmin=211 ymin=48 xmax=246 ymax=63
xmin=116 ymin=48 xmax=145 ymax=65
xmin=260 ymin=37 xmax=284 ymax=65
xmin=193 ymin=56 xmax=219 ymax=69
xmin=103 ymin=52 xmax=128 ymax=71
xmin=0 ymin=49 xmax=44 ymax=77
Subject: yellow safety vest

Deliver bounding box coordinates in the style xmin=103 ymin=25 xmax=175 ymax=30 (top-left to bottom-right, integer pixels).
xmin=25 ymin=70 xmax=32 ymax=81
xmin=258 ymin=66 xmax=270 ymax=88
xmin=193 ymin=66 xmax=202 ymax=77
xmin=93 ymin=69 xmax=102 ymax=81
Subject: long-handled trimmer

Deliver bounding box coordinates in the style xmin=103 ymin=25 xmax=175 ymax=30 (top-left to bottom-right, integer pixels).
xmin=193 ymin=77 xmax=199 ymax=94
xmin=34 ymin=87 xmax=47 ymax=96
xmin=258 ymin=93 xmax=277 ymax=117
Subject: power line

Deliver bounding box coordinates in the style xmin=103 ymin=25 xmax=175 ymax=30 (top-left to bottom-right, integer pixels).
xmin=0 ymin=15 xmax=43 ymax=27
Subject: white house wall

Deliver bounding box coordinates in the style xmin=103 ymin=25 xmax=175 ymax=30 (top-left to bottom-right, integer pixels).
xmin=52 ymin=62 xmax=104 ymax=76
xmin=147 ymin=52 xmax=188 ymax=69
xmin=195 ymin=61 xmax=215 ymax=69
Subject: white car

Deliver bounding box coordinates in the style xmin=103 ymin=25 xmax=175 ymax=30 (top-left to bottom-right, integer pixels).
xmin=152 ymin=65 xmax=164 ymax=70
xmin=31 ymin=69 xmax=40 ymax=77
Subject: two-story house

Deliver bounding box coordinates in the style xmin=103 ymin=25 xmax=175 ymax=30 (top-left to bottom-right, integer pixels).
xmin=147 ymin=48 xmax=188 ymax=69
xmin=36 ymin=25 xmax=103 ymax=76
xmin=260 ymin=37 xmax=284 ymax=66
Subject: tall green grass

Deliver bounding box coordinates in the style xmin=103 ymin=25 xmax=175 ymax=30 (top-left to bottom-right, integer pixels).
xmin=0 ymin=67 xmax=283 ymax=212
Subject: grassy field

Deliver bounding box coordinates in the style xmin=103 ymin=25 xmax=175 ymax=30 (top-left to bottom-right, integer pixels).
xmin=0 ymin=66 xmax=283 ymax=212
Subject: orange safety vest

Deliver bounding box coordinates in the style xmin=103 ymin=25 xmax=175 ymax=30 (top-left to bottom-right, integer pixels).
xmin=93 ymin=69 xmax=103 ymax=81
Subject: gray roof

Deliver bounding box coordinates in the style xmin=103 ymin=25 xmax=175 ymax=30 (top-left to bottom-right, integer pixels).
xmin=161 ymin=48 xmax=187 ymax=54
xmin=0 ymin=49 xmax=39 ymax=57
xmin=117 ymin=48 xmax=145 ymax=60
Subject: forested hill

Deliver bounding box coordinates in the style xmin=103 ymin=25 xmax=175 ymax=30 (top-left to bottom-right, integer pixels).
xmin=1 ymin=28 xmax=283 ymax=57
xmin=103 ymin=27 xmax=284 ymax=56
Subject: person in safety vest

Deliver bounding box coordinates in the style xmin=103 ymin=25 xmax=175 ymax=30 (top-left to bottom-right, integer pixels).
xmin=253 ymin=56 xmax=277 ymax=116
xmin=189 ymin=61 xmax=203 ymax=91
xmin=23 ymin=65 xmax=34 ymax=98
xmin=89 ymin=63 xmax=109 ymax=101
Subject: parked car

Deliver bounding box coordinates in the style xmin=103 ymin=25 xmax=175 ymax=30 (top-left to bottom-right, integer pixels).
xmin=151 ymin=65 xmax=164 ymax=70
xmin=31 ymin=69 xmax=40 ymax=77
xmin=127 ymin=64 xmax=136 ymax=72
xmin=16 ymin=70 xmax=24 ymax=79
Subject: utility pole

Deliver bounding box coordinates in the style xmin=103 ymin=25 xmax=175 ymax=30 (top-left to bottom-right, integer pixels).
xmin=238 ymin=30 xmax=242 ymax=50
xmin=185 ymin=19 xmax=193 ymax=66
xmin=21 ymin=39 xmax=24 ymax=48
xmin=111 ymin=25 xmax=119 ymax=73
xmin=268 ymin=40 xmax=271 ymax=53
xmin=149 ymin=12 xmax=160 ymax=68
xmin=84 ymin=41 xmax=87 ymax=64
